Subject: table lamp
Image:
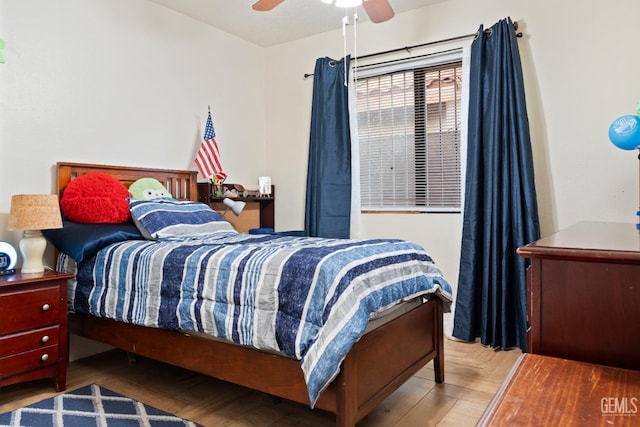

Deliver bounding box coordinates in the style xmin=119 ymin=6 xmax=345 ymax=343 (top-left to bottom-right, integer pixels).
xmin=222 ymin=198 xmax=246 ymax=217
xmin=8 ymin=194 xmax=63 ymax=273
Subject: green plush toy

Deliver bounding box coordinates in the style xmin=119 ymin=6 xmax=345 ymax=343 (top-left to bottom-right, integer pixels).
xmin=128 ymin=178 xmax=172 ymax=200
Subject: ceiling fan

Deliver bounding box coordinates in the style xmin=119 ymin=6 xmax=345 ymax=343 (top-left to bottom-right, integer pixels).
xmin=252 ymin=0 xmax=395 ymax=24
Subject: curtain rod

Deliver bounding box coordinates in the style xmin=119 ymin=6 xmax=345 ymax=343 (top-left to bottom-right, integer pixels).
xmin=303 ymin=21 xmax=522 ymax=78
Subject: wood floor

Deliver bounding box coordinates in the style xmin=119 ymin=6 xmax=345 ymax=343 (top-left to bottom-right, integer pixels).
xmin=0 ymin=338 xmax=521 ymax=426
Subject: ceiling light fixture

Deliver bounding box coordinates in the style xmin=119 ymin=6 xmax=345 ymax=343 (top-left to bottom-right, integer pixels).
xmin=336 ymin=0 xmax=363 ymax=7
xmin=322 ymin=0 xmax=364 ymax=7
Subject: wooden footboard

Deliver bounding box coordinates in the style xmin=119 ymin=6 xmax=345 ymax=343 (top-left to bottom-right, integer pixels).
xmin=69 ymin=298 xmax=444 ymax=427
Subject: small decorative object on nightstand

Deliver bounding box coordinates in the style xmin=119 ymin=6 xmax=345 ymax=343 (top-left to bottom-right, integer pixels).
xmin=0 ymin=271 xmax=74 ymax=391
xmin=7 ymin=194 xmax=63 ymax=273
xmin=258 ymin=176 xmax=272 ymax=197
xmin=0 ymin=241 xmax=17 ymax=276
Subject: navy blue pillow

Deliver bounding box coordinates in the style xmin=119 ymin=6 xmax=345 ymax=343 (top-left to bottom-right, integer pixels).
xmin=43 ymin=220 xmax=144 ymax=263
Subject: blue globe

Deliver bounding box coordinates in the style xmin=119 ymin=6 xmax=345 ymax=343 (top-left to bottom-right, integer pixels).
xmin=608 ymin=115 xmax=640 ymax=151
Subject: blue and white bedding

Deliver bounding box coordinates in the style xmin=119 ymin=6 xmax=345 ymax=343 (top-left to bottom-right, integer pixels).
xmin=69 ymin=231 xmax=452 ymax=407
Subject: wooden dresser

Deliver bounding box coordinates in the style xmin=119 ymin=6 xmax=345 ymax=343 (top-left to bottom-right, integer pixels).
xmin=0 ymin=271 xmax=73 ymax=391
xmin=479 ymin=353 xmax=640 ymax=426
xmin=517 ymin=221 xmax=640 ymax=370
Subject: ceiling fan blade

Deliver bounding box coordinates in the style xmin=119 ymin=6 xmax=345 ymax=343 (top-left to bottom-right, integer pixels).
xmin=362 ymin=0 xmax=395 ymax=23
xmin=252 ymin=0 xmax=285 ymax=12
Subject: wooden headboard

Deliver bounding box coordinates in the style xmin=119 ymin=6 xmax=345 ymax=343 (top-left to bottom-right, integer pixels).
xmin=56 ymin=162 xmax=199 ymax=202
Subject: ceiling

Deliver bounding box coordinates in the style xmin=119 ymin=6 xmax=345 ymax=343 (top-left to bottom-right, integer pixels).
xmin=147 ymin=0 xmax=445 ymax=47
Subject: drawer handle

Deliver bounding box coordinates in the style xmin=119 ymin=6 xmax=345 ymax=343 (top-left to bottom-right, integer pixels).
xmin=42 ymin=304 xmax=50 ymax=312
xmin=41 ymin=354 xmax=49 ymax=362
xmin=41 ymin=335 xmax=50 ymax=343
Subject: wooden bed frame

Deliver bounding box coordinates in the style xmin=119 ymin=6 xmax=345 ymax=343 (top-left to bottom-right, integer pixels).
xmin=56 ymin=161 xmax=446 ymax=427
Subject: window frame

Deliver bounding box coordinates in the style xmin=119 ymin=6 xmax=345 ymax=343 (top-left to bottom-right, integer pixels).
xmin=354 ymin=49 xmax=467 ymax=214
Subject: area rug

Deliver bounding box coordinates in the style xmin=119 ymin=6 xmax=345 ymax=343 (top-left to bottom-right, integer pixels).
xmin=0 ymin=384 xmax=201 ymax=427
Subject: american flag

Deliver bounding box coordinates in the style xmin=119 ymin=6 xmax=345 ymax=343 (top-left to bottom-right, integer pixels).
xmin=195 ymin=111 xmax=227 ymax=181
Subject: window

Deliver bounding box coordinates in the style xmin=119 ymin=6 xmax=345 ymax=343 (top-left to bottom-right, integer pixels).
xmin=357 ymin=58 xmax=463 ymax=212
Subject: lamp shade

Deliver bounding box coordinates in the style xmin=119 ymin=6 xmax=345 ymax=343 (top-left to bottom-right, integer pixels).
xmin=223 ymin=198 xmax=246 ymax=217
xmin=8 ymin=194 xmax=63 ymax=231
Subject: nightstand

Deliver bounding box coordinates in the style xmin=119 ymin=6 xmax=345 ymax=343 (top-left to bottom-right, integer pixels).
xmin=0 ymin=271 xmax=74 ymax=391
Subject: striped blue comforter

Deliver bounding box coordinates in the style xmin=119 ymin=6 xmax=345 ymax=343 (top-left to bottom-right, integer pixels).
xmin=71 ymin=232 xmax=452 ymax=407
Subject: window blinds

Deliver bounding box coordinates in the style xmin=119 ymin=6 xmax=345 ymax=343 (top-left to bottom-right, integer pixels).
xmin=357 ymin=61 xmax=462 ymax=212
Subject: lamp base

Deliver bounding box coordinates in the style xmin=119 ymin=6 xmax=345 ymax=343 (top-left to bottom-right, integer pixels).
xmin=19 ymin=230 xmax=46 ymax=274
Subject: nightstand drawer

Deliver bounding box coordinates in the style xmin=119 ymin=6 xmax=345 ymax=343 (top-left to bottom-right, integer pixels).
xmin=0 ymin=345 xmax=59 ymax=377
xmin=0 ymin=325 xmax=59 ymax=358
xmin=0 ymin=286 xmax=60 ymax=335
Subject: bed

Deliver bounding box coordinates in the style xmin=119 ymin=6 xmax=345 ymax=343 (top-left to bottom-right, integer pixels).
xmin=53 ymin=161 xmax=452 ymax=427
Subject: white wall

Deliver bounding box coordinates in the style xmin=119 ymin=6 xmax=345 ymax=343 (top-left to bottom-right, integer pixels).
xmin=0 ymin=0 xmax=267 ymax=360
xmin=264 ymin=0 xmax=640 ymax=292
xmin=0 ymin=0 xmax=267 ymax=241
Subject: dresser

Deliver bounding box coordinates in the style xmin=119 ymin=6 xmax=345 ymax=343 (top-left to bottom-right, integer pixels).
xmin=517 ymin=221 xmax=640 ymax=370
xmin=479 ymin=353 xmax=640 ymax=426
xmin=0 ymin=271 xmax=73 ymax=391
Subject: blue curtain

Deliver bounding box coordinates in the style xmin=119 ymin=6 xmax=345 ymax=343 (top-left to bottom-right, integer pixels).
xmin=452 ymin=18 xmax=540 ymax=351
xmin=305 ymin=56 xmax=352 ymax=238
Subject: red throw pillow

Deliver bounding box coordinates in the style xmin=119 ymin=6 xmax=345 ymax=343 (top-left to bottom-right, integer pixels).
xmin=60 ymin=172 xmax=130 ymax=223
